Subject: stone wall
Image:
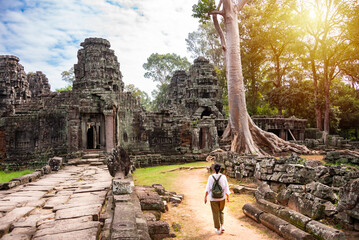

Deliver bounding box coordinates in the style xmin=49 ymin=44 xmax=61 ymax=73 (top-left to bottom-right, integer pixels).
xmin=0 ymin=55 xmax=31 ymax=117
xmin=214 ymin=151 xmax=359 ymax=231
xmin=0 ymin=38 xmax=226 ymax=168
xmin=28 ymin=71 xmax=51 ymax=97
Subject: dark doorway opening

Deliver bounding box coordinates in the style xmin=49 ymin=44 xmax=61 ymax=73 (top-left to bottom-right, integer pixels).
xmin=87 ymin=126 xmax=94 ymax=149
xmin=201 ymin=107 xmax=212 ymax=119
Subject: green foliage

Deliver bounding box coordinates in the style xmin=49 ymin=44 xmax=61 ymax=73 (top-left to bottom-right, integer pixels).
xmin=124 ymin=84 xmax=152 ymax=111
xmin=186 ymin=22 xmax=224 ymax=67
xmin=56 ymin=85 xmax=73 ymax=92
xmin=57 ymin=66 xmax=75 ymax=92
xmin=143 ymin=53 xmax=190 ymax=111
xmin=151 ymin=83 xmax=169 ymax=111
xmin=192 ymin=0 xmax=216 ymax=23
xmin=61 ymin=67 xmax=75 ymax=84
xmin=143 ymin=53 xmax=191 ymax=85
xmin=0 ymin=170 xmax=34 ymax=183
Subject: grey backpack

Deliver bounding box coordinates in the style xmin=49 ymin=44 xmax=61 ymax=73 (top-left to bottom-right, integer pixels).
xmin=211 ymin=175 xmax=224 ymax=198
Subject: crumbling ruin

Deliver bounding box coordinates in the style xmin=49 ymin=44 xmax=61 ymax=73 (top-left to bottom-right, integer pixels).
xmin=0 ymin=38 xmax=227 ymax=169
xmin=1 ymin=37 xmax=357 ymax=169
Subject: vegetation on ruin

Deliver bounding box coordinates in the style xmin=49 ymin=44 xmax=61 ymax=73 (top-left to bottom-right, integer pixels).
xmin=0 ymin=170 xmax=34 ymax=183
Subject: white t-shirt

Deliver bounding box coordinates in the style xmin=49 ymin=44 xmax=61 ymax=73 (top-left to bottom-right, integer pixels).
xmin=205 ymin=173 xmax=231 ymax=201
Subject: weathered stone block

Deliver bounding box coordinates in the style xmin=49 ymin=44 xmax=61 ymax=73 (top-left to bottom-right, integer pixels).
xmin=259 ymin=212 xmax=288 ymax=235
xmin=277 ymin=208 xmax=312 ymax=230
xmin=48 ymin=157 xmax=63 ymax=171
xmin=279 ymin=224 xmax=315 ymax=240
xmin=255 ymin=183 xmax=276 ymax=203
xmin=306 ymin=220 xmax=346 ymax=240
xmin=288 ymin=193 xmax=325 ymax=220
xmin=257 ymin=198 xmax=284 ymax=215
xmin=242 ymin=203 xmax=264 ymax=223
xmin=147 ymin=221 xmax=170 ymax=235
xmin=42 ymin=165 xmax=51 ymax=174
xmin=306 ymin=181 xmax=338 ymax=203
xmin=112 ymin=179 xmax=132 ymax=195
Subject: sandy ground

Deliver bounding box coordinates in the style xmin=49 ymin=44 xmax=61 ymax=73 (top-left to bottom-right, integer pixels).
xmin=162 ymin=168 xmax=283 ymax=240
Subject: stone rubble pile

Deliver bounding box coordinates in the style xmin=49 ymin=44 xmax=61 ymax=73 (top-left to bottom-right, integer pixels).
xmin=213 ymin=151 xmax=359 ymax=236
xmin=135 ymin=183 xmax=184 ymax=240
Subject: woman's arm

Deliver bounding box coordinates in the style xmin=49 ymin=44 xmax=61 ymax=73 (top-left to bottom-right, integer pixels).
xmin=204 ymin=191 xmax=208 ymax=204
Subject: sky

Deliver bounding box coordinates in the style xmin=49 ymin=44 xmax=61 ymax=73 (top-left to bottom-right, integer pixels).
xmin=0 ymin=0 xmax=200 ymax=95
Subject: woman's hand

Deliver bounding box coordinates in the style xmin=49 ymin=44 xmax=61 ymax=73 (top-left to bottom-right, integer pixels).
xmin=226 ymin=194 xmax=229 ymax=203
xmin=204 ymin=196 xmax=207 ymax=204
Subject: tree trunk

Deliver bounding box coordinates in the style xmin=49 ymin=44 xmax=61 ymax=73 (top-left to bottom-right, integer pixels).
xmin=224 ymin=1 xmax=262 ymax=154
xmin=274 ymin=54 xmax=282 ymax=115
xmin=309 ymin=53 xmax=323 ymax=131
xmin=323 ymin=58 xmax=330 ymax=135
xmin=221 ymin=0 xmax=310 ymax=155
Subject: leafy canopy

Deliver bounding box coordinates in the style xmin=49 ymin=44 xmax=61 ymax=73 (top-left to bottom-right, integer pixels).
xmin=143 ymin=53 xmax=190 ymax=85
xmin=192 ymin=0 xmax=216 ymax=23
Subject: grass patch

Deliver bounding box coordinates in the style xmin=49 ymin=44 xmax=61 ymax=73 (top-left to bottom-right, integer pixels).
xmin=133 ymin=161 xmax=210 ymax=190
xmin=0 ymin=170 xmax=34 ymax=183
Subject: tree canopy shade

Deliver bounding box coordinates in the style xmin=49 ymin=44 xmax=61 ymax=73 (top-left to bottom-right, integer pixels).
xmin=192 ymin=0 xmax=310 ymax=155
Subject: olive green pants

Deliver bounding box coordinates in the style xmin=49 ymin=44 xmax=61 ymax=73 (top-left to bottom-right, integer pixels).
xmin=210 ymin=200 xmax=226 ymax=229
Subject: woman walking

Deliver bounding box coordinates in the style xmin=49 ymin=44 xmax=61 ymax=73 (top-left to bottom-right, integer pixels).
xmin=204 ymin=163 xmax=230 ymax=235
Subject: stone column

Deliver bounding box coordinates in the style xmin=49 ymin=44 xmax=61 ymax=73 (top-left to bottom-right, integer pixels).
xmin=104 ymin=110 xmax=114 ymax=153
xmin=81 ymin=117 xmax=87 ymax=149
xmin=279 ymin=129 xmax=286 ymax=140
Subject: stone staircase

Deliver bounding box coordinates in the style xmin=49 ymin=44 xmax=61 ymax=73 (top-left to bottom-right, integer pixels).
xmin=67 ymin=151 xmax=106 ymax=166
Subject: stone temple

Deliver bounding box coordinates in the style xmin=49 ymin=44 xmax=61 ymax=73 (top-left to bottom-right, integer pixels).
xmin=0 ymin=38 xmax=228 ymax=167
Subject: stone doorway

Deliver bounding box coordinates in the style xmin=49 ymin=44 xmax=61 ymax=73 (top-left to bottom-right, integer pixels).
xmin=82 ymin=114 xmax=104 ymax=150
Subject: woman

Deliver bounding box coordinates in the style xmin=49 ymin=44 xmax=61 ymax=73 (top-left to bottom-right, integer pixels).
xmin=204 ymin=163 xmax=230 ymax=235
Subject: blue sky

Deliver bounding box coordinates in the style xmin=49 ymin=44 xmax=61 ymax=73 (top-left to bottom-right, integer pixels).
xmin=0 ymin=0 xmax=199 ymax=95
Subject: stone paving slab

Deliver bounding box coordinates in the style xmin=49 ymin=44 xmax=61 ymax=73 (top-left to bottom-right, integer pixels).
xmin=0 ymin=161 xmax=112 ymax=239
xmin=43 ymin=196 xmax=69 ymax=209
xmin=1 ymin=233 xmax=31 ymax=240
xmin=33 ymin=220 xmax=100 ymax=238
xmin=24 ymin=199 xmax=47 ymax=208
xmin=2 ymin=196 xmax=41 ymax=203
xmin=0 ymin=207 xmax=35 ymax=237
xmin=33 ymin=227 xmax=99 ymax=240
xmin=17 ymin=186 xmax=54 ymax=192
xmin=8 ymin=191 xmax=47 ymax=198
xmin=55 ymin=204 xmax=102 ymax=220
xmin=38 ymin=216 xmax=93 ymax=230
xmin=0 ymin=205 xmax=16 ymax=212
xmin=12 ymin=209 xmax=54 ymax=228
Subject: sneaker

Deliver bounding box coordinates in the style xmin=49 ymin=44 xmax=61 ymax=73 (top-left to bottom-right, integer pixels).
xmin=215 ymin=229 xmax=221 ymax=235
xmin=220 ymin=226 xmax=225 ymax=232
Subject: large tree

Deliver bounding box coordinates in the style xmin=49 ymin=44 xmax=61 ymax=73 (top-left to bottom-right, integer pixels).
xmin=193 ymin=0 xmax=310 ymax=155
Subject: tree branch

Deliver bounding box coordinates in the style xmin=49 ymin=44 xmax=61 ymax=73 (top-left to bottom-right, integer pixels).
xmin=237 ymin=0 xmax=250 ymax=11
xmin=208 ymin=10 xmax=224 ymax=16
xmin=212 ymin=14 xmax=226 ymax=52
xmin=217 ymin=0 xmax=223 ymax=10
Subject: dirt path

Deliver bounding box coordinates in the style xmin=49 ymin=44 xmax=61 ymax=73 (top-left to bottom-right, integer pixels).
xmin=163 ymin=168 xmax=283 ymax=240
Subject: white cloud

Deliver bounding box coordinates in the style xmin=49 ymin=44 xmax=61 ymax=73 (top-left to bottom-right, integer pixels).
xmin=0 ymin=0 xmax=200 ymax=95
